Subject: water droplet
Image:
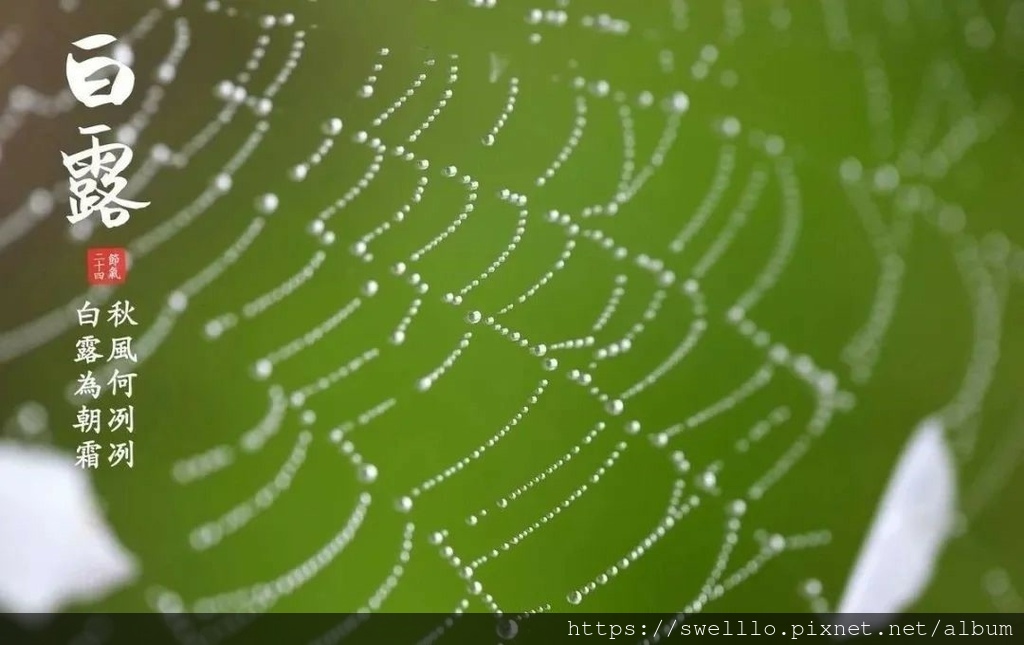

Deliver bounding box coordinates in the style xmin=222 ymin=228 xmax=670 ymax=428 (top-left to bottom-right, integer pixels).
xmin=466 ymin=311 xmax=482 ymax=324
xmin=256 ymin=193 xmax=279 ymax=214
xmin=252 ymin=359 xmax=273 ymax=380
xmin=721 ymin=116 xmax=742 ymax=138
xmin=802 ymin=578 xmax=822 ymax=597
xmin=496 ymin=617 xmax=519 ymax=640
xmin=253 ymin=97 xmax=273 ymax=116
xmin=698 ymin=470 xmax=717 ymax=491
xmin=213 ymin=173 xmax=232 ymax=192
xmin=215 ymin=80 xmax=234 ymax=100
xmin=357 ymin=463 xmax=378 ymax=483
xmin=671 ymin=91 xmax=690 ymax=113
xmin=542 ymin=358 xmax=558 ymax=371
xmin=395 ymin=496 xmax=413 ymax=512
xmin=323 ymin=117 xmax=343 ymax=135
xmin=13 ymin=401 xmax=48 ymax=437
xmin=203 ymin=320 xmax=224 ymax=339
xmin=605 ymin=399 xmax=624 ymax=416
xmin=290 ymin=164 xmax=308 ymax=181
xmin=566 ymin=590 xmax=583 ymax=605
xmin=168 ymin=291 xmax=188 ymax=312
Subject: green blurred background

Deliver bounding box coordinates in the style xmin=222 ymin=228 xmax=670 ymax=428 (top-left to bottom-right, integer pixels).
xmin=0 ymin=0 xmax=1021 ymax=618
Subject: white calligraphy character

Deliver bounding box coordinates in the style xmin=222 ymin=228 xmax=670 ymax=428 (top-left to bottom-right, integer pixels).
xmin=63 ymin=125 xmax=150 ymax=228
xmin=66 ymin=34 xmax=135 ymax=107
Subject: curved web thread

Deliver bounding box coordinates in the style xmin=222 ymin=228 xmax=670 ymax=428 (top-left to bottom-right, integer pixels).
xmin=0 ymin=0 xmax=1021 ymax=635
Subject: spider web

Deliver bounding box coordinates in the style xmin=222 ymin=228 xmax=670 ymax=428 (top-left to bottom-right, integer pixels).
xmin=0 ymin=0 xmax=1022 ymax=639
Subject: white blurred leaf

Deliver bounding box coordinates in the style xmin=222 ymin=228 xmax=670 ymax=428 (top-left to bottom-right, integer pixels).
xmin=0 ymin=441 xmax=138 ymax=614
xmin=837 ymin=418 xmax=957 ymax=615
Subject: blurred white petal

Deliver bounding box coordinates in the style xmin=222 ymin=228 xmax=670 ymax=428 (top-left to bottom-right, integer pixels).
xmin=837 ymin=418 xmax=957 ymax=615
xmin=0 ymin=441 xmax=138 ymax=614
